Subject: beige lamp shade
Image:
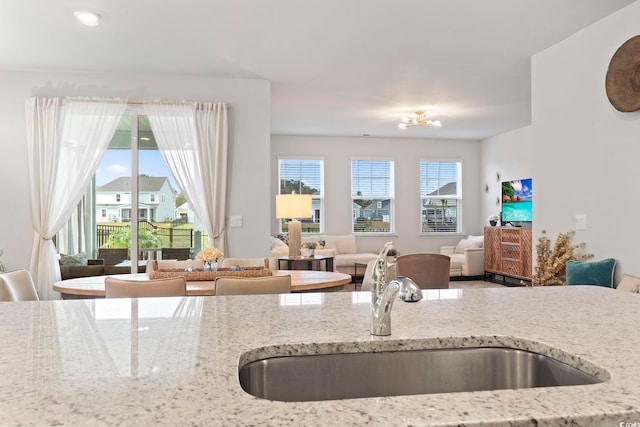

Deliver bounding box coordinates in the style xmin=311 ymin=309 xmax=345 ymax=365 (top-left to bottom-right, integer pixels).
xmin=276 ymin=194 xmax=312 ymax=219
xmin=276 ymin=194 xmax=312 ymax=258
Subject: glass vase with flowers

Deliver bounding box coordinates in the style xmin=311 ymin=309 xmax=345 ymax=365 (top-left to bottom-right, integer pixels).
xmin=197 ymin=247 xmax=224 ymax=271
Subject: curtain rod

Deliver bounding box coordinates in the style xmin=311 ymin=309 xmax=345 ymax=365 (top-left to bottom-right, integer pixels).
xmin=64 ymin=98 xmax=230 ymax=108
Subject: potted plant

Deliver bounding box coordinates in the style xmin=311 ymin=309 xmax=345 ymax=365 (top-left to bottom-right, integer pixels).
xmin=301 ymin=242 xmax=318 ymax=257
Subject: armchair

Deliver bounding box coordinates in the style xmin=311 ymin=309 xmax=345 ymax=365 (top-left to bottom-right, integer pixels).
xmin=440 ymin=235 xmax=484 ymax=277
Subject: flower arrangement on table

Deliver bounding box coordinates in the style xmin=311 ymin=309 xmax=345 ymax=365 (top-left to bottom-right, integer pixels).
xmin=300 ymin=241 xmax=318 ymax=257
xmin=488 ymin=214 xmax=500 ymax=226
xmin=196 ymin=247 xmax=224 ymax=271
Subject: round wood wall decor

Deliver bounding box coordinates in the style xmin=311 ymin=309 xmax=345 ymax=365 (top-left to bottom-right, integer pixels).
xmin=606 ymin=35 xmax=640 ymax=112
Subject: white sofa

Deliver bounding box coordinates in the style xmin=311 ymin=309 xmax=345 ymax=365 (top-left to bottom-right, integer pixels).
xmin=270 ymin=234 xmax=377 ymax=276
xmin=439 ymin=235 xmax=485 ymax=277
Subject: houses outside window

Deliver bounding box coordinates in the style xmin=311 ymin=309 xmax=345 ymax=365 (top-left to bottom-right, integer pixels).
xmin=57 ymin=113 xmax=207 ymax=271
xmin=351 ymin=159 xmax=394 ymax=233
xmin=278 ymin=158 xmax=323 ymax=233
xmin=420 ymin=160 xmax=462 ymax=233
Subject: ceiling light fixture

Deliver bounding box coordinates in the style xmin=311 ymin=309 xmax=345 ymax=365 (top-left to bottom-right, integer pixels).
xmin=74 ymin=10 xmax=101 ymax=26
xmin=398 ymin=111 xmax=442 ymax=129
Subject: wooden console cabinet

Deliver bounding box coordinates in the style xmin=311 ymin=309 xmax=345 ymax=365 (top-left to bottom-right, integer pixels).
xmin=484 ymin=226 xmax=532 ymax=282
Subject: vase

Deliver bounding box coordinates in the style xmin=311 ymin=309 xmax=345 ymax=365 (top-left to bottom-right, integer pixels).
xmin=204 ymin=260 xmax=218 ymax=272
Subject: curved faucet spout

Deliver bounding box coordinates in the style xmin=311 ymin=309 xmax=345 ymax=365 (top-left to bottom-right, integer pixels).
xmin=370 ymin=243 xmax=423 ymax=336
xmin=371 ymin=280 xmax=399 ymax=336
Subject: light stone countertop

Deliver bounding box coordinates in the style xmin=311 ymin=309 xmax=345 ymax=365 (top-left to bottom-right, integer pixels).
xmin=0 ymin=286 xmax=639 ymax=426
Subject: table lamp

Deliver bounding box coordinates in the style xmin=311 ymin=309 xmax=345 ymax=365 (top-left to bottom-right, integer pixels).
xmin=276 ymin=194 xmax=312 ymax=258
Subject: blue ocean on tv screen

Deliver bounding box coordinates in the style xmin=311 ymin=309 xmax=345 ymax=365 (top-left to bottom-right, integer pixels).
xmin=502 ymin=201 xmax=532 ymax=222
xmin=502 ymin=178 xmax=532 ymax=222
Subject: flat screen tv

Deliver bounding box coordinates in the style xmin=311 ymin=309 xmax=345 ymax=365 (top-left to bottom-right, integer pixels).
xmin=501 ymin=178 xmax=532 ymax=224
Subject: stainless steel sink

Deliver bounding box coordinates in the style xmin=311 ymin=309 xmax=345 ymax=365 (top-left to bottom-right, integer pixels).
xmin=239 ymin=347 xmax=604 ymax=402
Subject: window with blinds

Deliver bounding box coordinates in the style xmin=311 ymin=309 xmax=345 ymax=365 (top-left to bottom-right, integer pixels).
xmin=351 ymin=159 xmax=394 ymax=233
xmin=420 ymin=161 xmax=461 ymax=233
xmin=278 ymin=158 xmax=323 ymax=233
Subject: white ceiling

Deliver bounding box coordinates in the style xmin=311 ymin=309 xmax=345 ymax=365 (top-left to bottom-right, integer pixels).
xmin=0 ymin=0 xmax=635 ymax=140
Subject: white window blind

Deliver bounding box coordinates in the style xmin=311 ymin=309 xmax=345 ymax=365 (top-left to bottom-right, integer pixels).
xmin=351 ymin=159 xmax=394 ymax=233
xmin=278 ymin=158 xmax=324 ymax=233
xmin=420 ymin=161 xmax=461 ymax=233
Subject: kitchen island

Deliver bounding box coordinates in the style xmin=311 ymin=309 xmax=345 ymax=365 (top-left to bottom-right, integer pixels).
xmin=0 ymin=286 xmax=639 ymax=426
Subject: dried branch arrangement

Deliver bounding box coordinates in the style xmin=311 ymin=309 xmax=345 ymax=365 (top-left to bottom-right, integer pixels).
xmin=532 ymin=230 xmax=592 ymax=286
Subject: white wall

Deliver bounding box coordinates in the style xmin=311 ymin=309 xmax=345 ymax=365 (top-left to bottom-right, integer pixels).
xmin=0 ymin=70 xmax=271 ymax=270
xmin=271 ymin=135 xmax=482 ymax=254
xmin=531 ymin=0 xmax=640 ymax=279
xmin=480 ymin=126 xmax=534 ymax=225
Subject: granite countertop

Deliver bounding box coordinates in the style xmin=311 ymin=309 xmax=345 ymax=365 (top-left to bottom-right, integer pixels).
xmin=0 ymin=286 xmax=639 ymax=426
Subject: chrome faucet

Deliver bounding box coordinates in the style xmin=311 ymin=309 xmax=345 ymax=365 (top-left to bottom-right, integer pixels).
xmin=370 ymin=242 xmax=423 ymax=336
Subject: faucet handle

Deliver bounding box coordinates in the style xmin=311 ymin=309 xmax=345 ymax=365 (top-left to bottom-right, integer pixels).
xmin=395 ymin=276 xmax=423 ymax=302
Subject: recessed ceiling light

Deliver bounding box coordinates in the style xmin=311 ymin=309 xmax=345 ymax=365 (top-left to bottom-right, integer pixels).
xmin=74 ymin=10 xmax=101 ymax=26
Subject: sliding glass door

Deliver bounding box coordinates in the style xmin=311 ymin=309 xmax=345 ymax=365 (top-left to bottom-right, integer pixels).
xmin=59 ymin=110 xmax=206 ymax=273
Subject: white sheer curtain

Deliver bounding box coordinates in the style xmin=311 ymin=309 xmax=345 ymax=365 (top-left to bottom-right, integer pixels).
xmin=26 ymin=97 xmax=126 ymax=300
xmin=144 ymin=102 xmax=229 ymax=254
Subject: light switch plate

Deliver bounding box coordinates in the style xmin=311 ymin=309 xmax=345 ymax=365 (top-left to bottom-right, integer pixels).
xmin=574 ymin=214 xmax=587 ymax=230
xmin=230 ymin=215 xmax=243 ymax=228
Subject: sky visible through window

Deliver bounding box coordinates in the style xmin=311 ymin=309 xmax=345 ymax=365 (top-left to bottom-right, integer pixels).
xmin=96 ymin=150 xmax=179 ymax=193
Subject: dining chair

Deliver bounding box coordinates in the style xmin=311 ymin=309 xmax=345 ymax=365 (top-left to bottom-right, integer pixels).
xmin=214 ymin=275 xmax=291 ymax=296
xmin=0 ymin=270 xmax=39 ymax=301
xmin=161 ymin=248 xmax=191 ymax=260
xmin=395 ymin=253 xmax=451 ymax=289
xmin=219 ymin=258 xmax=269 ymax=269
xmin=104 ymin=276 xmax=187 ymax=298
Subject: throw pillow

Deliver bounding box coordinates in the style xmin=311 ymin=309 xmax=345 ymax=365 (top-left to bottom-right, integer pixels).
xmin=270 ymin=236 xmax=288 ymax=251
xmin=59 ymin=253 xmax=88 ymax=266
xmin=616 ymin=274 xmax=640 ymax=292
xmin=566 ymin=258 xmax=616 ymax=287
xmin=324 ymin=235 xmax=357 ymax=254
xmin=276 ymin=233 xmax=289 ymax=245
xmin=454 ymin=238 xmax=482 ymax=254
xmin=468 ymin=235 xmax=484 ymax=246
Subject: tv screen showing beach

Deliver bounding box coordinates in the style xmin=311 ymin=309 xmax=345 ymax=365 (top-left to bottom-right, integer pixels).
xmin=502 ymin=178 xmax=532 ymax=222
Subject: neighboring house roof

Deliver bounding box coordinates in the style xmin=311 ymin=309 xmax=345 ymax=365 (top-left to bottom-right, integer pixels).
xmin=428 ymin=182 xmax=457 ymax=196
xmin=97 ymin=176 xmax=173 ymax=192
xmin=360 ymin=199 xmax=391 ymax=211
